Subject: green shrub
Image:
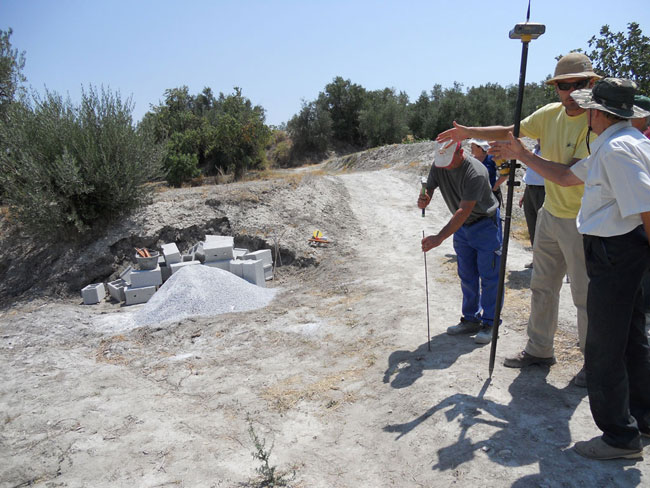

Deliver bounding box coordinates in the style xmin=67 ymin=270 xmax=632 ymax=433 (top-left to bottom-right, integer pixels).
xmin=269 ymin=140 xmax=292 ymax=167
xmin=0 ymin=86 xmax=163 ymax=240
xmin=164 ymin=150 xmax=200 ymax=187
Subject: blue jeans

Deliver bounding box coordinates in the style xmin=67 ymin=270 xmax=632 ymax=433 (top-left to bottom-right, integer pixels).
xmin=453 ymin=210 xmax=502 ymax=326
xmin=583 ymin=227 xmax=650 ymax=450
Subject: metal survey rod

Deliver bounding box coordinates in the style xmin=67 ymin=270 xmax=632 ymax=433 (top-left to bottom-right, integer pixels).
xmin=421 ymin=177 xmax=427 ymax=217
xmin=488 ymin=12 xmax=545 ymax=377
xmin=423 ymin=230 xmax=431 ymax=352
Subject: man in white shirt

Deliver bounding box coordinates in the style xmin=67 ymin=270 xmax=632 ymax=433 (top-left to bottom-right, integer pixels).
xmin=489 ymin=78 xmax=650 ymax=460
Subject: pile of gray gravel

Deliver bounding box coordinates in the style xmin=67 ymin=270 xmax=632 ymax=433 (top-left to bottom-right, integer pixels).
xmin=133 ymin=265 xmax=277 ymax=327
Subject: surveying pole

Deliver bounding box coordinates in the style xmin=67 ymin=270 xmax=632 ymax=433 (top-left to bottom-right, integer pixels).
xmin=488 ymin=11 xmax=545 ymax=378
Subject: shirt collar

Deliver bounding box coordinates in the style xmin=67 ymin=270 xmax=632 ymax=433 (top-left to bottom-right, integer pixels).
xmin=591 ymin=120 xmax=632 ymax=154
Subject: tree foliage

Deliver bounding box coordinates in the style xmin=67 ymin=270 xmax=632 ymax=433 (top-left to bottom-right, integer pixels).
xmin=286 ymin=100 xmax=332 ymax=157
xmin=0 ymin=87 xmax=163 ymax=240
xmin=287 ymin=75 xmax=556 ymax=160
xmin=586 ymin=22 xmax=650 ymax=94
xmin=0 ymin=28 xmax=26 ymax=115
xmin=317 ymin=76 xmax=366 ymax=146
xmin=144 ymin=86 xmax=271 ymax=186
xmin=359 ymin=88 xmax=409 ymax=147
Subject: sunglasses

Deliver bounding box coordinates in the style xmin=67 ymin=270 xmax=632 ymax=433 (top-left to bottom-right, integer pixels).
xmin=556 ymin=79 xmax=589 ymax=91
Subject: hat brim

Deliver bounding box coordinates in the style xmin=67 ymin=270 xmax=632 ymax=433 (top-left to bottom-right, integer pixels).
xmin=571 ymin=88 xmax=650 ymax=119
xmin=545 ymin=72 xmax=602 ymax=85
xmin=468 ymin=139 xmax=490 ymax=151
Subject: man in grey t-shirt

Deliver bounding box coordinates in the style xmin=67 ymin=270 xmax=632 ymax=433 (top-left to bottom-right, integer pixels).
xmin=418 ymin=142 xmax=502 ymax=344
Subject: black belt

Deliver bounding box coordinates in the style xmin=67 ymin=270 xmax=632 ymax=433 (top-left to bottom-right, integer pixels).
xmin=464 ymin=214 xmax=496 ymax=228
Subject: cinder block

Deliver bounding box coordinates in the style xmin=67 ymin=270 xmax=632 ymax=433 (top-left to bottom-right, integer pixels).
xmin=203 ymin=259 xmax=231 ymax=270
xmin=170 ymin=260 xmax=201 ymax=274
xmin=107 ymin=279 xmax=127 ymax=302
xmin=119 ymin=265 xmax=133 ymax=286
xmin=264 ymin=263 xmax=273 ymax=281
xmin=161 ymin=243 xmax=182 ymax=265
xmin=233 ymin=248 xmax=249 ymax=260
xmin=160 ymin=262 xmax=172 ymax=282
xmin=242 ymin=259 xmax=266 ymax=287
xmin=205 ymin=235 xmax=234 ymax=246
xmin=125 ymin=285 xmax=156 ymax=305
xmin=81 ymin=283 xmax=106 ymax=305
xmin=182 ymin=254 xmax=194 ymax=262
xmin=130 ymin=266 xmax=163 ymax=288
xmin=189 ymin=242 xmax=205 ymax=263
xmin=229 ymin=259 xmax=243 ymax=278
xmin=244 ymin=249 xmax=273 ymax=267
xmin=201 ymin=239 xmax=234 ymax=261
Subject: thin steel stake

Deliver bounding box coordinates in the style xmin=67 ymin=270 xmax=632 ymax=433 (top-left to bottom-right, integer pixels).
xmin=423 ymin=230 xmax=431 ymax=351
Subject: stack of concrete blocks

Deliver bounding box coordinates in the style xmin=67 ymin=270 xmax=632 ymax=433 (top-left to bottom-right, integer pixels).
xmin=163 ymin=242 xmax=201 ymax=276
xmin=81 ymin=282 xmax=106 ymax=305
xmin=201 ymin=235 xmax=235 ymax=271
xmin=106 ymin=266 xmax=131 ymax=303
xmin=125 ymin=260 xmax=162 ymax=306
xmin=244 ymin=249 xmax=273 ymax=281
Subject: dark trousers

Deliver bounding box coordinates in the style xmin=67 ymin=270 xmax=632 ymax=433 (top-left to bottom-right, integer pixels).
xmin=583 ymin=227 xmax=650 ymax=450
xmin=523 ymin=185 xmax=545 ymax=246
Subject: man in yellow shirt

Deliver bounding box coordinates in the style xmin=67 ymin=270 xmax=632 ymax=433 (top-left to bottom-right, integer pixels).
xmin=437 ymin=53 xmax=601 ymax=385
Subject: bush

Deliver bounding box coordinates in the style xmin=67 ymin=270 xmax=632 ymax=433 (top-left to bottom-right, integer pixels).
xmin=0 ymin=86 xmax=163 ymax=240
xmin=164 ymin=150 xmax=200 ymax=188
xmin=287 ymin=100 xmax=332 ymax=159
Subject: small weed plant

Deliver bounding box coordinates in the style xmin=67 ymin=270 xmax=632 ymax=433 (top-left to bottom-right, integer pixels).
xmin=247 ymin=418 xmax=294 ymax=487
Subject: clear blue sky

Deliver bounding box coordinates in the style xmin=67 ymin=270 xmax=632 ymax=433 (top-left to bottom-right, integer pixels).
xmin=2 ymin=0 xmax=648 ymax=127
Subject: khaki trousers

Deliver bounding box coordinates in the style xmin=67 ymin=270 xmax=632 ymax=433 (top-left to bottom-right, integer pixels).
xmin=524 ymin=208 xmax=589 ymax=358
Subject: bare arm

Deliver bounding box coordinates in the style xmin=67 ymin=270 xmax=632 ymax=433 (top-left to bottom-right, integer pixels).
xmin=493 ymin=174 xmax=508 ymax=191
xmin=489 ymin=132 xmax=584 ymax=187
xmin=422 ymin=200 xmax=476 ymax=252
xmin=436 ymin=120 xmax=515 ymax=146
xmin=642 ymin=211 xmax=650 ymax=246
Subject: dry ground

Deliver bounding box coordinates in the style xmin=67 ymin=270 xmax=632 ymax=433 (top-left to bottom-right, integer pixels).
xmin=1 ymin=142 xmax=648 ymax=487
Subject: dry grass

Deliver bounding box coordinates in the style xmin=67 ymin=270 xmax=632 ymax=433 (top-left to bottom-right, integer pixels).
xmin=260 ymin=369 xmax=362 ymax=413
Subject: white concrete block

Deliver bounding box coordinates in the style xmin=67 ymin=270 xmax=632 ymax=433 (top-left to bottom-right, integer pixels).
xmin=203 ymin=259 xmax=231 ymax=270
xmin=205 ymin=235 xmax=234 ymax=246
xmin=160 ymin=263 xmax=172 ymax=282
xmin=82 ymin=283 xmax=105 ymax=305
xmin=119 ymin=265 xmax=133 ymax=286
xmin=107 ymin=279 xmax=127 ymax=302
xmin=170 ymin=260 xmax=201 ymax=274
xmin=242 ymin=259 xmax=266 ymax=287
xmin=201 ymin=239 xmax=234 ymax=261
xmin=161 ymin=243 xmax=182 ymax=265
xmin=189 ymin=242 xmax=205 ymax=262
xmin=125 ymin=285 xmax=156 ymax=305
xmin=229 ymin=259 xmax=243 ymax=278
xmin=244 ymin=249 xmax=273 ymax=267
xmin=233 ymin=248 xmax=249 ymax=260
xmin=130 ymin=266 xmax=163 ymax=288
xmin=264 ymin=263 xmax=273 ymax=281
xmin=182 ymin=254 xmax=194 ymax=262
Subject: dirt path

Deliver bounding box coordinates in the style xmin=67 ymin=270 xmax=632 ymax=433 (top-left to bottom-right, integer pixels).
xmin=1 ymin=165 xmax=647 ymax=487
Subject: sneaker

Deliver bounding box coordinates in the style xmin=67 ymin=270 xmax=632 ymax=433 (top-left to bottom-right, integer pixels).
xmin=474 ymin=326 xmax=493 ymax=344
xmin=503 ymin=350 xmax=556 ymax=368
xmin=574 ymin=436 xmax=642 ymax=460
xmin=446 ymin=318 xmax=482 ymax=335
xmin=573 ymin=366 xmax=587 ymax=388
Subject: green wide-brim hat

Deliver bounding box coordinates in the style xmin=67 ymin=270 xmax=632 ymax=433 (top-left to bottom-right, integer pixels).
xmin=634 ymin=94 xmax=650 ymax=113
xmin=571 ymin=78 xmax=650 ymax=119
